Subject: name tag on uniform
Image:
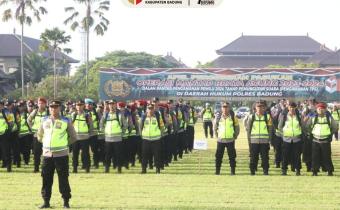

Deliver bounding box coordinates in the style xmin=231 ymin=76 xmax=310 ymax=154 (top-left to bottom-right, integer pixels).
xmin=152 ymin=119 xmax=156 ymax=124
xmin=45 ymin=122 xmax=50 ymax=128
xmin=56 ymin=122 xmax=62 ymax=129
xmin=324 ymin=119 xmax=328 ymax=123
xmin=145 ymin=120 xmax=149 ymax=125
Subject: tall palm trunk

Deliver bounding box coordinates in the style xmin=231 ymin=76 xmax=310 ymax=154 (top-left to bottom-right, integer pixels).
xmin=86 ymin=5 xmax=90 ymax=97
xmin=21 ymin=23 xmax=24 ymax=99
xmin=54 ymin=49 xmax=56 ymax=99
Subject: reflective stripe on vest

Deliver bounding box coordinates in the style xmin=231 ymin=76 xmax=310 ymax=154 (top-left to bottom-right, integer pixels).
xmin=0 ymin=113 xmax=8 ymax=135
xmin=19 ymin=113 xmax=29 ymax=135
xmin=42 ymin=118 xmax=69 ymax=152
xmin=73 ymin=113 xmax=89 ymax=136
xmin=283 ymin=115 xmax=302 ymax=137
xmin=188 ymin=108 xmax=194 ymax=126
xmin=312 ymin=117 xmax=331 ymax=139
xmin=142 ymin=117 xmax=161 ymax=140
xmin=90 ymin=111 xmax=98 ymax=131
xmin=250 ymin=114 xmax=269 ymax=138
xmin=105 ymin=113 xmax=122 ymax=138
xmin=203 ymin=108 xmax=212 ymax=121
xmin=217 ymin=115 xmax=234 ymax=139
xmin=331 ymin=111 xmax=339 ymax=121
xmin=32 ymin=110 xmax=47 ymax=132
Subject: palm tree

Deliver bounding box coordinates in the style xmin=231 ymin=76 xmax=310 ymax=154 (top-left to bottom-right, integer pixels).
xmin=39 ymin=28 xmax=72 ymax=99
xmin=64 ymin=0 xmax=110 ymax=97
xmin=0 ymin=0 xmax=47 ymax=99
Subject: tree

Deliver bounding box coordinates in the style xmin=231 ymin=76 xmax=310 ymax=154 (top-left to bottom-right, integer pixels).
xmin=39 ymin=27 xmax=72 ymax=99
xmin=0 ymin=0 xmax=47 ymax=99
xmin=195 ymin=61 xmax=214 ymax=68
xmin=64 ymin=0 xmax=110 ymax=97
xmin=290 ymin=59 xmax=320 ymax=68
xmin=12 ymin=51 xmax=54 ymax=85
xmin=264 ymin=64 xmax=285 ymax=68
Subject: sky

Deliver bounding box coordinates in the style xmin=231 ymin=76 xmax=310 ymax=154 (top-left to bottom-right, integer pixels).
xmin=1 ymin=0 xmax=339 ymax=74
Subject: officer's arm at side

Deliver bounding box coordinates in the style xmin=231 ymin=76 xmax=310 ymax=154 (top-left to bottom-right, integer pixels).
xmin=99 ymin=115 xmax=105 ymax=133
xmin=139 ymin=118 xmax=144 ymax=136
xmin=27 ymin=109 xmax=36 ymax=129
xmin=159 ymin=117 xmax=165 ymax=137
xmin=67 ymin=121 xmax=77 ymax=145
xmin=233 ymin=115 xmax=240 ymax=139
xmin=304 ymin=117 xmax=313 ymax=134
xmin=267 ymin=116 xmax=273 ymax=141
xmin=330 ymin=117 xmax=338 ymax=134
xmin=37 ymin=121 xmax=44 ymax=143
xmin=87 ymin=115 xmax=94 ymax=134
xmin=213 ymin=116 xmax=218 ymax=138
xmin=121 ymin=115 xmax=128 ymax=135
xmin=193 ymin=110 xmax=198 ymax=124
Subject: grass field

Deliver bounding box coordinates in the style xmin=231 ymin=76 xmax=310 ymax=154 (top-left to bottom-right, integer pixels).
xmin=0 ymin=120 xmax=339 ymax=210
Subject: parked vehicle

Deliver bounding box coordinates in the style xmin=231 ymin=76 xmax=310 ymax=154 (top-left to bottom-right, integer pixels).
xmin=214 ymin=102 xmax=221 ymax=115
xmin=235 ymin=107 xmax=250 ymax=119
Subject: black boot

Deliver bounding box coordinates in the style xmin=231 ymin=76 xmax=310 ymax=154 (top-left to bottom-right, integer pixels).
xmin=156 ymin=167 xmax=161 ymax=174
xmin=94 ymin=162 xmax=99 ymax=169
xmin=113 ymin=163 xmax=117 ymax=169
xmin=7 ymin=165 xmax=11 ymax=173
xmin=149 ymin=164 xmax=153 ymax=170
xmin=80 ymin=165 xmax=86 ymax=170
xmin=131 ymin=162 xmax=135 ymax=167
xmin=174 ymin=156 xmax=178 ymax=161
xmin=125 ymin=163 xmax=129 ymax=170
xmin=282 ymin=170 xmax=287 ymax=176
xmin=141 ymin=166 xmax=147 ymax=174
xmin=17 ymin=161 xmax=21 ymax=168
xmin=250 ymin=169 xmax=255 ymax=175
xmin=296 ymin=169 xmax=301 ymax=176
xmin=312 ymin=172 xmax=318 ymax=176
xmin=34 ymin=165 xmax=39 ymax=173
xmin=164 ymin=163 xmax=169 ymax=167
xmin=160 ymin=164 xmax=164 ymax=170
xmin=291 ymin=166 xmax=295 ymax=172
xmin=215 ymin=167 xmax=220 ymax=175
xmin=85 ymin=166 xmax=90 ymax=173
xmin=179 ymin=154 xmax=183 ymax=159
xmin=306 ymin=164 xmax=311 ymax=172
xmin=275 ymin=163 xmax=280 ymax=168
xmin=117 ymin=166 xmax=122 ymax=174
xmin=38 ymin=198 xmax=50 ymax=209
xmin=72 ymin=167 xmax=77 ymax=173
xmin=63 ymin=198 xmax=70 ymax=209
xmin=328 ymin=171 xmax=333 ymax=176
xmin=105 ymin=166 xmax=109 ymax=173
xmin=263 ymin=169 xmax=269 ymax=175
xmin=231 ymin=167 xmax=235 ymax=176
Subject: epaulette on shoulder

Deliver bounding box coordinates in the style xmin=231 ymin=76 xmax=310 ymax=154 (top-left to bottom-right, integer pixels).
xmin=42 ymin=116 xmax=50 ymax=121
xmin=61 ymin=116 xmax=70 ymax=123
xmin=311 ymin=114 xmax=316 ymax=119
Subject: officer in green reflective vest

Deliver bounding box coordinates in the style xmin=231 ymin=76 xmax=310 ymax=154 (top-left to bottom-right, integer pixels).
xmin=200 ymin=103 xmax=214 ymax=138
xmin=279 ymin=101 xmax=303 ymax=176
xmin=305 ymin=103 xmax=338 ymax=176
xmin=166 ymin=100 xmax=178 ymax=164
xmin=28 ymin=97 xmax=49 ymax=173
xmin=18 ymin=102 xmax=31 ymax=165
xmin=71 ymin=100 xmax=94 ymax=173
xmin=213 ymin=102 xmax=239 ymax=175
xmin=0 ymin=100 xmax=11 ymax=172
xmin=97 ymin=102 xmax=106 ymax=163
xmin=246 ymin=100 xmax=273 ymax=175
xmin=331 ymin=105 xmax=339 ymax=140
xmin=85 ymin=98 xmax=100 ymax=169
xmin=37 ymin=100 xmax=76 ymax=209
xmin=139 ymin=103 xmax=164 ymax=174
xmin=185 ymin=101 xmax=198 ymax=153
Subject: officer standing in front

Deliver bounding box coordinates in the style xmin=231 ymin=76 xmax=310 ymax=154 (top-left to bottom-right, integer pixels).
xmin=37 ymin=100 xmax=76 ymax=209
xmin=213 ymin=102 xmax=239 ymax=175
xmin=200 ymin=103 xmax=214 ymax=138
xmin=247 ymin=100 xmax=273 ymax=175
xmin=304 ymin=103 xmax=337 ymax=176
xmin=0 ymin=100 xmax=11 ymax=172
xmin=85 ymin=98 xmax=100 ymax=168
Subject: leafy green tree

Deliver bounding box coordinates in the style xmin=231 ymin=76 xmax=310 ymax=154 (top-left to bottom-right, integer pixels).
xmin=264 ymin=64 xmax=285 ymax=68
xmin=290 ymin=59 xmax=320 ymax=68
xmin=0 ymin=0 xmax=47 ymax=99
xmin=64 ymin=0 xmax=110 ymax=97
xmin=39 ymin=27 xmax=72 ymax=99
xmin=195 ymin=61 xmax=214 ymax=68
xmin=12 ymin=51 xmax=53 ymax=86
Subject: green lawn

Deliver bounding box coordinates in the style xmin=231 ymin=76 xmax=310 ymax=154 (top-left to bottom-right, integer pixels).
xmin=0 ymin=120 xmax=339 ymax=209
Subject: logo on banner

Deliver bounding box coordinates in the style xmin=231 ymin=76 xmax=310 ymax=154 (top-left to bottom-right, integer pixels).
xmin=128 ymin=0 xmax=142 ymax=5
xmin=104 ymin=75 xmax=131 ymax=98
xmin=325 ymin=75 xmax=337 ymax=94
xmin=198 ymin=0 xmax=214 ymax=5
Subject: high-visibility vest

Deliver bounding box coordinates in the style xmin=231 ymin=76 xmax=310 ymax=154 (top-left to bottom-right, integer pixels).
xmin=312 ymin=117 xmax=331 ymax=139
xmin=72 ymin=113 xmax=89 ymax=136
xmin=0 ymin=112 xmax=8 ymax=135
xmin=7 ymin=112 xmax=18 ymax=132
xmin=123 ymin=114 xmax=129 ymax=138
xmin=142 ymin=116 xmax=161 ymax=140
xmin=250 ymin=114 xmax=270 ymax=138
xmin=104 ymin=113 xmax=123 ymax=138
xmin=130 ymin=114 xmax=138 ymax=136
xmin=203 ymin=108 xmax=212 ymax=121
xmin=90 ymin=111 xmax=98 ymax=132
xmin=282 ymin=115 xmax=302 ymax=137
xmin=188 ymin=107 xmax=195 ymax=126
xmin=19 ymin=112 xmax=29 ymax=136
xmin=41 ymin=117 xmax=69 ymax=152
xmin=97 ymin=114 xmax=104 ymax=136
xmin=217 ymin=115 xmax=234 ymax=139
xmin=32 ymin=110 xmax=47 ymax=133
xmin=331 ymin=111 xmax=339 ymax=121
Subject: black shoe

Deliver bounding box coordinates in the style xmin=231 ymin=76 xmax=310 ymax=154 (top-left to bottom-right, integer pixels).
xmin=131 ymin=162 xmax=135 ymax=167
xmin=307 ymin=165 xmax=311 ymax=172
xmin=291 ymin=167 xmax=295 ymax=172
xmin=251 ymin=169 xmax=255 ymax=176
xmin=328 ymin=171 xmax=333 ymax=176
xmin=205 ymin=135 xmax=208 ymax=138
xmin=113 ymin=164 xmax=117 ymax=169
xmin=125 ymin=163 xmax=129 ymax=170
xmin=7 ymin=166 xmax=11 ymax=173
xmin=80 ymin=165 xmax=86 ymax=170
xmin=322 ymin=168 xmax=327 ymax=172
xmin=85 ymin=166 xmax=90 ymax=173
xmin=38 ymin=204 xmax=51 ymax=209
xmin=156 ymin=168 xmax=161 ymax=174
xmin=189 ymin=149 xmax=192 ymax=153
xmin=25 ymin=161 xmax=29 ymax=165
xmin=105 ymin=166 xmax=109 ymax=173
xmin=231 ymin=168 xmax=235 ymax=176
xmin=275 ymin=163 xmax=280 ymax=168
xmin=210 ymin=136 xmax=213 ymax=138
xmin=312 ymin=172 xmax=318 ymax=176
xmin=141 ymin=166 xmax=147 ymax=174
xmin=179 ymin=155 xmax=183 ymax=159
xmin=164 ymin=163 xmax=169 ymax=167
xmin=296 ymin=170 xmax=301 ymax=176
xmin=34 ymin=165 xmax=39 ymax=173
xmin=282 ymin=170 xmax=287 ymax=176
xmin=263 ymin=169 xmax=269 ymax=175
xmin=118 ymin=166 xmax=122 ymax=174
xmin=160 ymin=165 xmax=164 ymax=170
xmin=215 ymin=167 xmax=220 ymax=175
xmin=174 ymin=156 xmax=178 ymax=161
xmin=72 ymin=167 xmax=77 ymax=173
xmin=63 ymin=198 xmax=70 ymax=209
xmin=149 ymin=165 xmax=153 ymax=170
xmin=16 ymin=161 xmax=21 ymax=168
xmin=185 ymin=151 xmax=189 ymax=154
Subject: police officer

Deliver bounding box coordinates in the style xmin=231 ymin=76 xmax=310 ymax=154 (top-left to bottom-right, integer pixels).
xmin=185 ymin=101 xmax=198 ymax=153
xmin=139 ymin=103 xmax=165 ymax=174
xmin=37 ymin=100 xmax=76 ymax=209
xmin=18 ymin=102 xmax=31 ymax=165
xmin=0 ymin=100 xmax=11 ymax=172
xmin=247 ymin=100 xmax=273 ymax=175
xmin=85 ymin=98 xmax=100 ymax=168
xmin=279 ymin=101 xmax=303 ymax=176
xmin=166 ymin=100 xmax=178 ymax=164
xmin=213 ymin=102 xmax=239 ymax=175
xmin=127 ymin=103 xmax=139 ymax=167
xmin=28 ymin=97 xmax=49 ymax=173
xmin=4 ymin=100 xmax=21 ymax=168
xmin=97 ymin=102 xmax=106 ymax=164
xmin=304 ymin=103 xmax=337 ymax=176
xmin=100 ymin=99 xmax=128 ymax=173
xmin=330 ymin=105 xmax=339 ymax=140
xmin=273 ymin=100 xmax=286 ymax=168
xmin=200 ymin=103 xmax=214 ymax=138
